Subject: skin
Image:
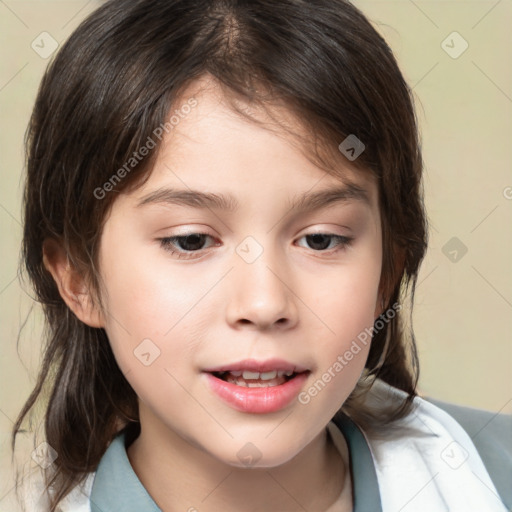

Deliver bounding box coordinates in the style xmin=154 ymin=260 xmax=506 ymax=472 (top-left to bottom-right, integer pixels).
xmin=44 ymin=75 xmax=384 ymax=512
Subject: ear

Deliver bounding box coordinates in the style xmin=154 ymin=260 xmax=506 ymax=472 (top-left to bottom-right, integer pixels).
xmin=42 ymin=238 xmax=105 ymax=328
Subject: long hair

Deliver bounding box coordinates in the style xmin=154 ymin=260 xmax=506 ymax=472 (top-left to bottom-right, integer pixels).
xmin=13 ymin=0 xmax=428 ymax=509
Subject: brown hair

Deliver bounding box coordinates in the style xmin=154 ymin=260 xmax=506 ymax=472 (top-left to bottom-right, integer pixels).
xmin=13 ymin=0 xmax=427 ymax=509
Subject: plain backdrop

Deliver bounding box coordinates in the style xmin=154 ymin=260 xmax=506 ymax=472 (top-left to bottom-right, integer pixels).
xmin=1 ymin=1 xmax=511 ymax=510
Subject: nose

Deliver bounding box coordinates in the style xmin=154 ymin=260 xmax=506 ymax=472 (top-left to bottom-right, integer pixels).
xmin=225 ymin=248 xmax=299 ymax=331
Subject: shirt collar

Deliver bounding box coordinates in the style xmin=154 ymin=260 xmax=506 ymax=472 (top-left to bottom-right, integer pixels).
xmin=90 ymin=431 xmax=161 ymax=512
xmin=330 ymin=413 xmax=383 ymax=512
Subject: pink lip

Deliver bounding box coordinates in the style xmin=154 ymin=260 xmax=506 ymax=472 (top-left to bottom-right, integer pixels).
xmin=203 ymin=358 xmax=309 ymax=373
xmin=203 ymin=371 xmax=310 ymax=413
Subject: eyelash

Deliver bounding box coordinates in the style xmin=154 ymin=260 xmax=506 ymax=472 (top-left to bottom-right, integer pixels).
xmin=157 ymin=232 xmax=353 ymax=260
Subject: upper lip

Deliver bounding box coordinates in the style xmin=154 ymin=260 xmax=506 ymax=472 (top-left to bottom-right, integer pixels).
xmin=203 ymin=358 xmax=309 ymax=374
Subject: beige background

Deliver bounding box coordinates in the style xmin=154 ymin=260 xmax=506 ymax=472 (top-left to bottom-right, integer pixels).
xmin=1 ymin=1 xmax=511 ymax=509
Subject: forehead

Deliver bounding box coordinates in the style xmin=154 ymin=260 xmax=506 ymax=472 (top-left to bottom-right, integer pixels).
xmin=132 ymin=74 xmax=378 ymax=205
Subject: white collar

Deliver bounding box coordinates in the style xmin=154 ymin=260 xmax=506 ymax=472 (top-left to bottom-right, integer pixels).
xmin=359 ymin=379 xmax=507 ymax=512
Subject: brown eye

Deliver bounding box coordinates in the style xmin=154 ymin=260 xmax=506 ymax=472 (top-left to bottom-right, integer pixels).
xmin=159 ymin=233 xmax=217 ymax=259
xmin=297 ymin=233 xmax=353 ymax=252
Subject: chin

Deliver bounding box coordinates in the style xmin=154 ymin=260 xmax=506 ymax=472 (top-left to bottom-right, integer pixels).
xmin=211 ymin=442 xmax=303 ymax=471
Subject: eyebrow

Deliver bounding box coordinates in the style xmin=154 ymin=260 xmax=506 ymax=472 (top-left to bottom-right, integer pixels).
xmin=136 ymin=182 xmax=370 ymax=213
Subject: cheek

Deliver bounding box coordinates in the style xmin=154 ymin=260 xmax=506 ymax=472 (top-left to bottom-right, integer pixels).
xmin=100 ymin=234 xmax=206 ymax=333
xmin=298 ymin=307 xmax=376 ymax=421
xmin=97 ymin=246 xmax=207 ymax=389
xmin=98 ymin=276 xmax=201 ymax=410
xmin=304 ymin=248 xmax=381 ymax=392
xmin=318 ymin=252 xmax=381 ymax=335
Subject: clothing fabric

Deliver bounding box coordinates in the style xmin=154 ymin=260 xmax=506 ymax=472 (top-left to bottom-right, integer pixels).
xmin=426 ymin=396 xmax=512 ymax=507
xmin=22 ymin=379 xmax=511 ymax=512
xmin=355 ymin=380 xmax=509 ymax=512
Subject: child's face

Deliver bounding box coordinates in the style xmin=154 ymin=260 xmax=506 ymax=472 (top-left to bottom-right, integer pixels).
xmin=97 ymin=76 xmax=383 ymax=466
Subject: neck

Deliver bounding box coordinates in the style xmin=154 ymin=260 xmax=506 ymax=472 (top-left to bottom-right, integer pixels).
xmin=126 ymin=407 xmax=351 ymax=512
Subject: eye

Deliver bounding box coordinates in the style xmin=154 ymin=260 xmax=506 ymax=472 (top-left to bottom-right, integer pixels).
xmin=158 ymin=233 xmax=217 ymax=259
xmin=158 ymin=232 xmax=353 ymax=260
xmin=296 ymin=233 xmax=353 ymax=253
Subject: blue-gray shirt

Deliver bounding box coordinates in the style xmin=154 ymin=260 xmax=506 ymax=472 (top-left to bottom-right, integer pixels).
xmin=89 ymin=402 xmax=512 ymax=511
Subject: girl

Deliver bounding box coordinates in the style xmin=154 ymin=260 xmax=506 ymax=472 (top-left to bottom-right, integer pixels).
xmin=12 ymin=0 xmax=511 ymax=511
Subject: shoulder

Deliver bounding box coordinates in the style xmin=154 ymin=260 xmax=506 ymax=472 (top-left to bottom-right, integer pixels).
xmin=354 ymin=379 xmax=510 ymax=511
xmin=425 ymin=396 xmax=512 ymax=445
xmin=425 ymin=397 xmax=512 ymax=509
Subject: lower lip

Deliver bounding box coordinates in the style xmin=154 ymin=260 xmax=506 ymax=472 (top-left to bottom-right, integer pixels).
xmin=203 ymin=372 xmax=310 ymax=413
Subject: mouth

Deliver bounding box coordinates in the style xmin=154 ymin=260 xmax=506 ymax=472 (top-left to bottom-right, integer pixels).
xmin=209 ymin=369 xmax=307 ymax=388
xmin=203 ymin=367 xmax=311 ymax=413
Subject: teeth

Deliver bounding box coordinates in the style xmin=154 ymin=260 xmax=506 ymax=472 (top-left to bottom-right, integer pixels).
xmin=225 ymin=374 xmax=287 ymax=387
xmin=243 ymin=370 xmax=277 ymax=380
xmin=239 ymin=370 xmax=292 ymax=380
xmin=215 ymin=369 xmax=298 ymax=383
xmin=242 ymin=370 xmax=261 ymax=380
